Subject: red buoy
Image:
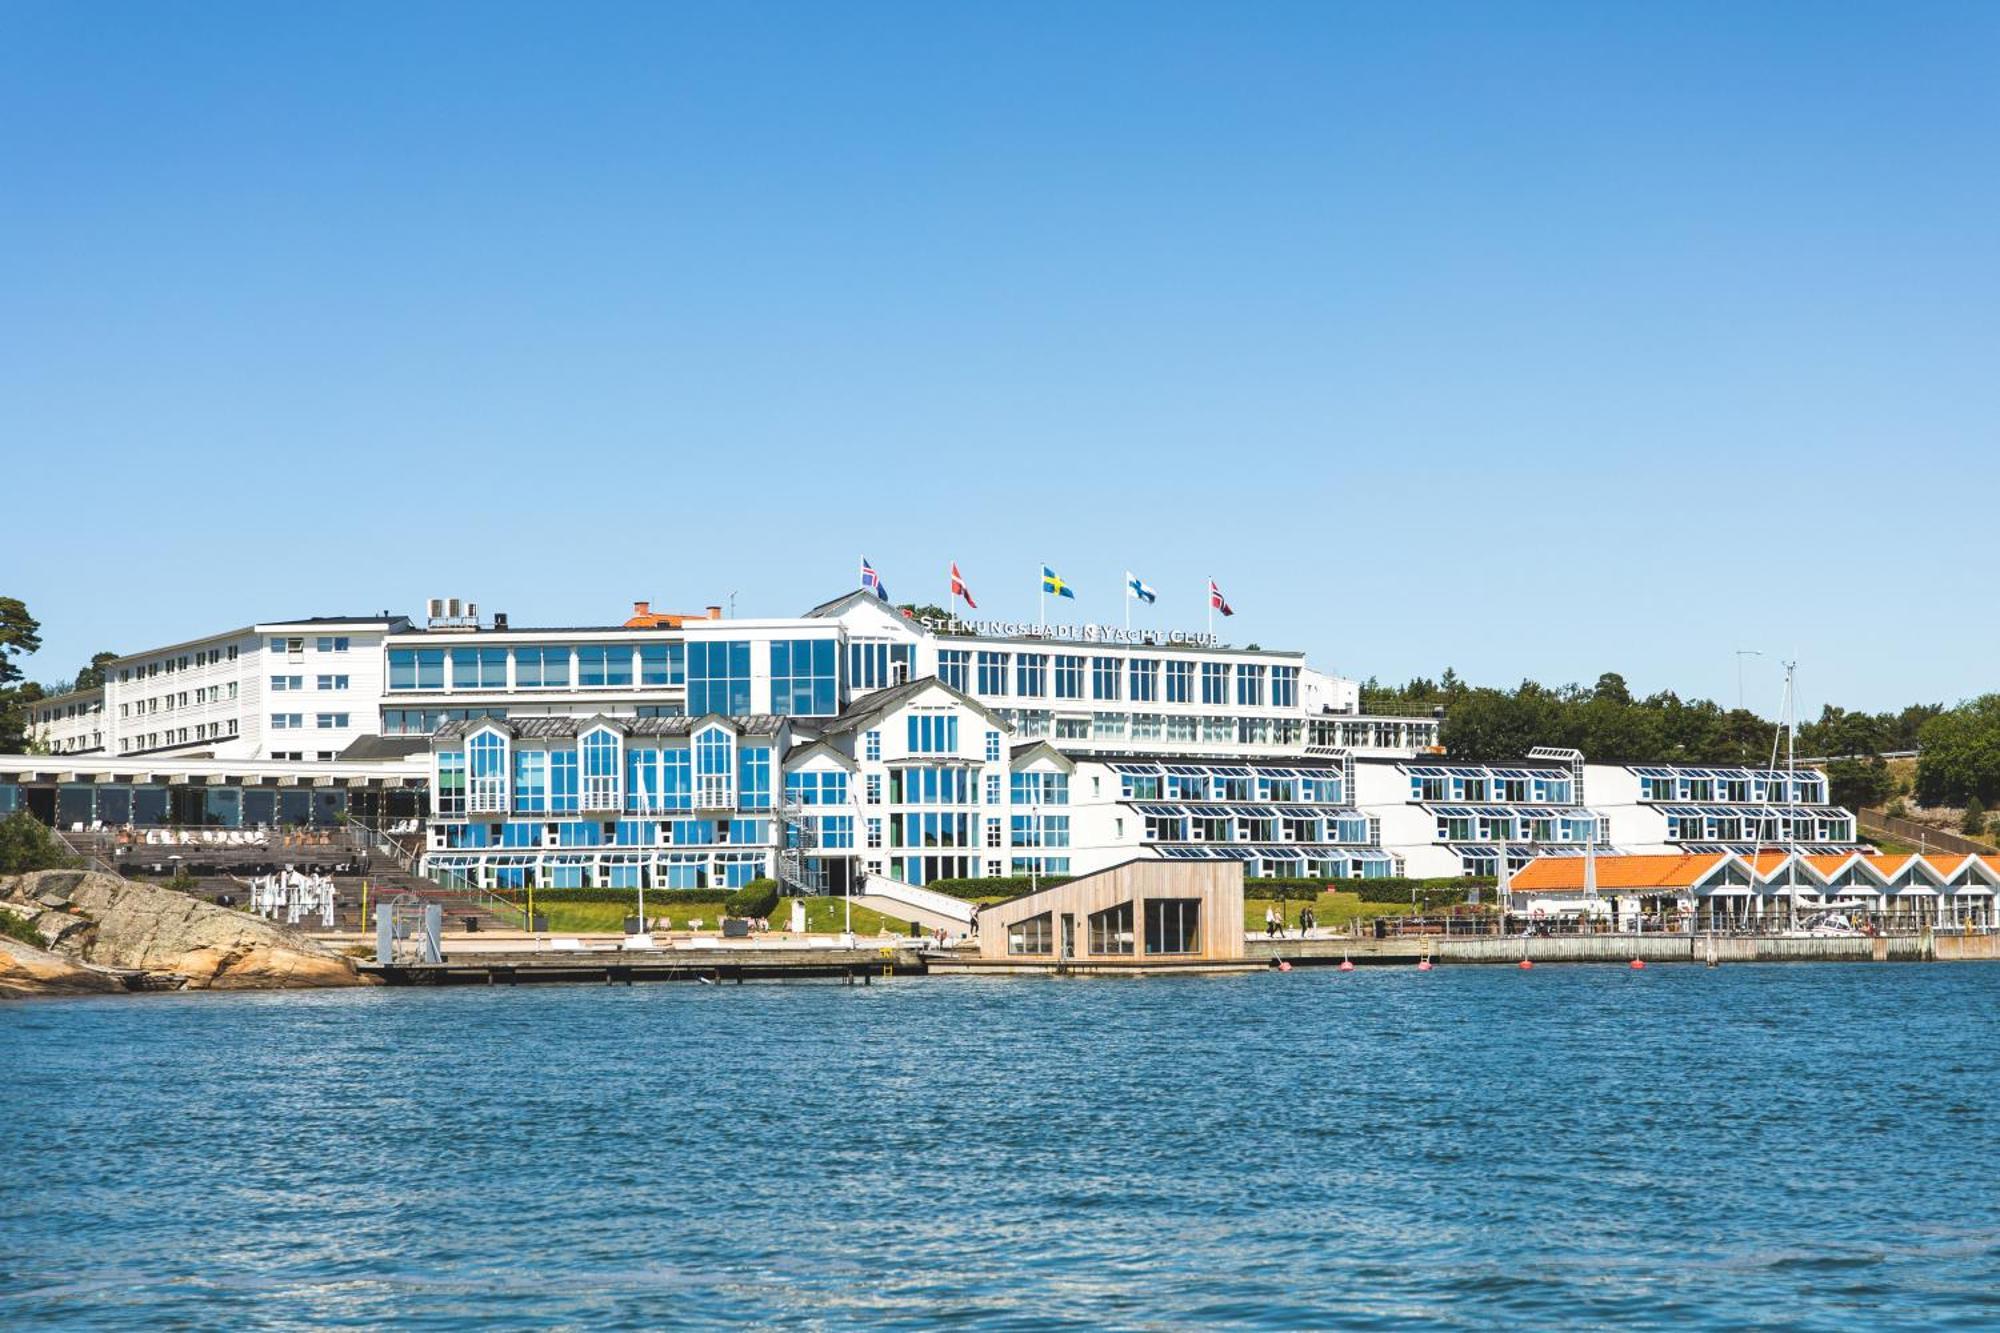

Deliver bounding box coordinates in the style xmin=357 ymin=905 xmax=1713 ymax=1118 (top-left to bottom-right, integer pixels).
xmin=1416 ymin=959 xmax=1433 ymax=971
xmin=1278 ymin=960 xmax=1293 ymax=972
xmin=1338 ymin=958 xmax=1355 ymax=972
xmin=1629 ymin=958 xmax=1646 ymax=970
xmin=1518 ymin=958 xmax=1534 ymax=970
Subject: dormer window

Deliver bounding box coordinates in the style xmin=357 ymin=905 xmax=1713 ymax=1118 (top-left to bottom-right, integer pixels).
xmin=467 ymin=729 xmax=509 ymax=814
xmin=695 ymin=725 xmax=736 ymax=809
xmin=580 ymin=726 xmax=622 ymax=810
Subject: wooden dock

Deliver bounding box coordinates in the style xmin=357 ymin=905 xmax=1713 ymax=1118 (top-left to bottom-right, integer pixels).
xmin=361 ymin=942 xmax=932 ymax=985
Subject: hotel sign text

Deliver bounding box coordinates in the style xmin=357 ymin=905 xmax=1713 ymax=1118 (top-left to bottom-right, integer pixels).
xmin=919 ymin=616 xmax=1221 ymax=648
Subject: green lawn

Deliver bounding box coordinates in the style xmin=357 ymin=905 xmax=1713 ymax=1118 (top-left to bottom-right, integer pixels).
xmin=527 ymin=895 xmax=911 ymax=936
xmin=1243 ymin=890 xmax=1423 ymax=933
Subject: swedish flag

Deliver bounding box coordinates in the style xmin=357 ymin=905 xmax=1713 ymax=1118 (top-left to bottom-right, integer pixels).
xmin=1041 ymin=565 xmax=1076 ymax=599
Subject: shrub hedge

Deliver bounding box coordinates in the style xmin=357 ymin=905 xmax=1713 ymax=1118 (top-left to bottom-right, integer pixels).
xmin=724 ymin=877 xmax=781 ymax=919
xmin=491 ymin=887 xmax=734 ymax=907
xmin=920 ymin=875 xmax=1075 ymax=900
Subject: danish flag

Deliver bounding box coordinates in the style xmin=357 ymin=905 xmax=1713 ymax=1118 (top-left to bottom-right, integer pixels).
xmin=950 ymin=562 xmax=977 ymax=609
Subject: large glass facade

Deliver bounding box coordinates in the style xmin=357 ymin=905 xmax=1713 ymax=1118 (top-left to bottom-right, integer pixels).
xmin=770 ymin=639 xmax=837 ymax=716
xmin=688 ymin=641 xmax=751 ymax=715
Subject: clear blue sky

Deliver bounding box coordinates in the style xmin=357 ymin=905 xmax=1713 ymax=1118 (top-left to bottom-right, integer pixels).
xmin=4 ymin=1 xmax=1994 ymax=717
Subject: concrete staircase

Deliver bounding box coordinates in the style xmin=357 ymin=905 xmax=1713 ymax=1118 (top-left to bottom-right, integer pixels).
xmin=852 ymin=875 xmax=976 ymax=934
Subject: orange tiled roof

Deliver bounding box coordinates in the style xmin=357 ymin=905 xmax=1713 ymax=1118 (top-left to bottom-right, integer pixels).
xmin=1511 ymin=853 xmax=1728 ymax=892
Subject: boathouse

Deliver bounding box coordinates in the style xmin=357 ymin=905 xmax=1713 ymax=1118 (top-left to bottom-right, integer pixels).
xmin=971 ymin=858 xmax=1246 ymax=969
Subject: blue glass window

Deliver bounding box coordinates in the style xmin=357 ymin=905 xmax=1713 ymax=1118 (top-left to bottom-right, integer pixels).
xmin=466 ymin=731 xmax=508 ymax=813
xmin=1201 ymin=662 xmax=1230 ymax=705
xmin=436 ymin=751 xmax=465 ymax=816
xmin=1272 ymin=666 xmax=1298 ymax=708
xmin=452 ymin=648 xmax=508 ymax=690
xmin=557 ymin=821 xmax=604 ymax=847
xmin=580 ymin=728 xmax=621 ymax=808
xmin=985 ymin=731 xmax=1002 ymax=763
xmin=770 ymin=639 xmax=838 ymax=716
xmin=513 ymin=750 xmax=547 ymax=813
xmin=514 ymin=647 xmax=572 ymax=688
xmin=938 ymin=650 xmax=969 ymax=692
xmin=907 ymin=715 xmax=959 ymax=754
xmin=1129 ymin=659 xmax=1159 ymax=702
xmin=1236 ymin=664 xmax=1265 ymax=707
xmin=1053 ymin=655 xmax=1084 ymax=700
xmin=848 ymin=642 xmax=912 ymax=689
xmin=577 ymin=646 xmax=634 ymax=689
xmin=1015 ymin=654 xmax=1047 ymax=697
xmin=626 ymin=747 xmax=660 ymax=813
xmin=639 ymin=642 xmax=685 ymax=687
xmin=1091 ymin=656 xmax=1121 ymax=701
xmin=661 ymin=747 xmax=692 ymax=810
xmin=976 ymin=652 xmax=1009 ymax=696
xmin=695 ymin=727 xmax=735 ymax=807
xmin=687 ymin=641 xmax=752 ymax=715
xmin=739 ymin=745 xmax=773 ymax=811
xmin=388 ymin=649 xmax=445 ymax=691
xmin=1010 ymin=772 xmax=1069 ymax=805
xmin=1166 ymin=660 xmax=1194 ymax=704
xmin=785 ymin=770 xmax=850 ymax=805
xmin=549 ymin=748 xmax=579 ymax=813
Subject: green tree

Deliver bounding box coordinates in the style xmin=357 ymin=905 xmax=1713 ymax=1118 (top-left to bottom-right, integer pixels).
xmin=0 ymin=598 xmax=43 ymax=753
xmin=1916 ymin=697 xmax=2000 ymax=807
xmin=1825 ymin=756 xmax=1894 ymax=812
xmin=1963 ymin=797 xmax=1987 ymax=837
xmin=0 ymin=809 xmax=80 ymax=875
xmin=71 ymin=651 xmax=119 ymax=693
xmin=0 ymin=598 xmax=39 ymax=687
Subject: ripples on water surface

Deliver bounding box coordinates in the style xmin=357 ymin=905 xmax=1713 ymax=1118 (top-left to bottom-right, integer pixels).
xmin=4 ymin=964 xmax=1999 ymax=1328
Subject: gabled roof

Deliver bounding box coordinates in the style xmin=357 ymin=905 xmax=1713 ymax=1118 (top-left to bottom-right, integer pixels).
xmin=433 ymin=713 xmax=786 ymax=742
xmin=1511 ymin=852 xmax=1731 ymax=892
xmin=782 ymin=738 xmax=857 ymax=770
xmin=1007 ymin=741 xmax=1074 ymax=771
xmin=800 ymin=589 xmax=924 ymax=626
xmin=817 ymin=675 xmax=1010 ymax=736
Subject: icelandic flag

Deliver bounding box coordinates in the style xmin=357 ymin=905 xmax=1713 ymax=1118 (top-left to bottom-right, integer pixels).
xmin=1126 ymin=572 xmax=1157 ymax=604
xmin=950 ymin=562 xmax=977 ymax=610
xmin=1208 ymin=578 xmax=1235 ymax=617
xmin=860 ymin=557 xmax=889 ymax=602
xmin=1041 ymin=565 xmax=1075 ymax=599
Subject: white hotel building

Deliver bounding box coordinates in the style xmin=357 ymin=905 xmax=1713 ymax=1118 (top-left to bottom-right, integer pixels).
xmin=5 ymin=587 xmax=1863 ymax=891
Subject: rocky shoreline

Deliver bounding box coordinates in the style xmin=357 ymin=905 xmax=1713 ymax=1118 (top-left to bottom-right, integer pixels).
xmin=0 ymin=869 xmax=370 ymax=998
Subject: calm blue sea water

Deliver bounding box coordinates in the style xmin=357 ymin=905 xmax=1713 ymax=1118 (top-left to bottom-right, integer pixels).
xmin=4 ymin=964 xmax=1999 ymax=1329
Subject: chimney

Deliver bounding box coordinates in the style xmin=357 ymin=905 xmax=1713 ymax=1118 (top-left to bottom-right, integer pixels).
xmin=494 ymin=612 xmax=509 ymax=631
xmin=706 ymin=605 xmax=723 ymax=619
xmin=633 ymin=601 xmax=651 ymax=618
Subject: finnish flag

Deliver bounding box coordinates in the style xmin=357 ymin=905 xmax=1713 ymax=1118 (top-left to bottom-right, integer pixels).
xmin=1126 ymin=572 xmax=1157 ymax=604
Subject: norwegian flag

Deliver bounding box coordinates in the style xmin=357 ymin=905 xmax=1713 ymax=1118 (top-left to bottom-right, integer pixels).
xmin=1208 ymin=578 xmax=1235 ymax=617
xmin=950 ymin=562 xmax=977 ymax=610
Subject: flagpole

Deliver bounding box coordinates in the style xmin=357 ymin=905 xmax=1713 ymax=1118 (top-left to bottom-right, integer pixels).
xmin=1039 ymin=566 xmax=1045 ymax=632
xmin=1124 ymin=572 xmax=1130 ymax=633
xmin=1206 ymin=576 xmax=1213 ymax=640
